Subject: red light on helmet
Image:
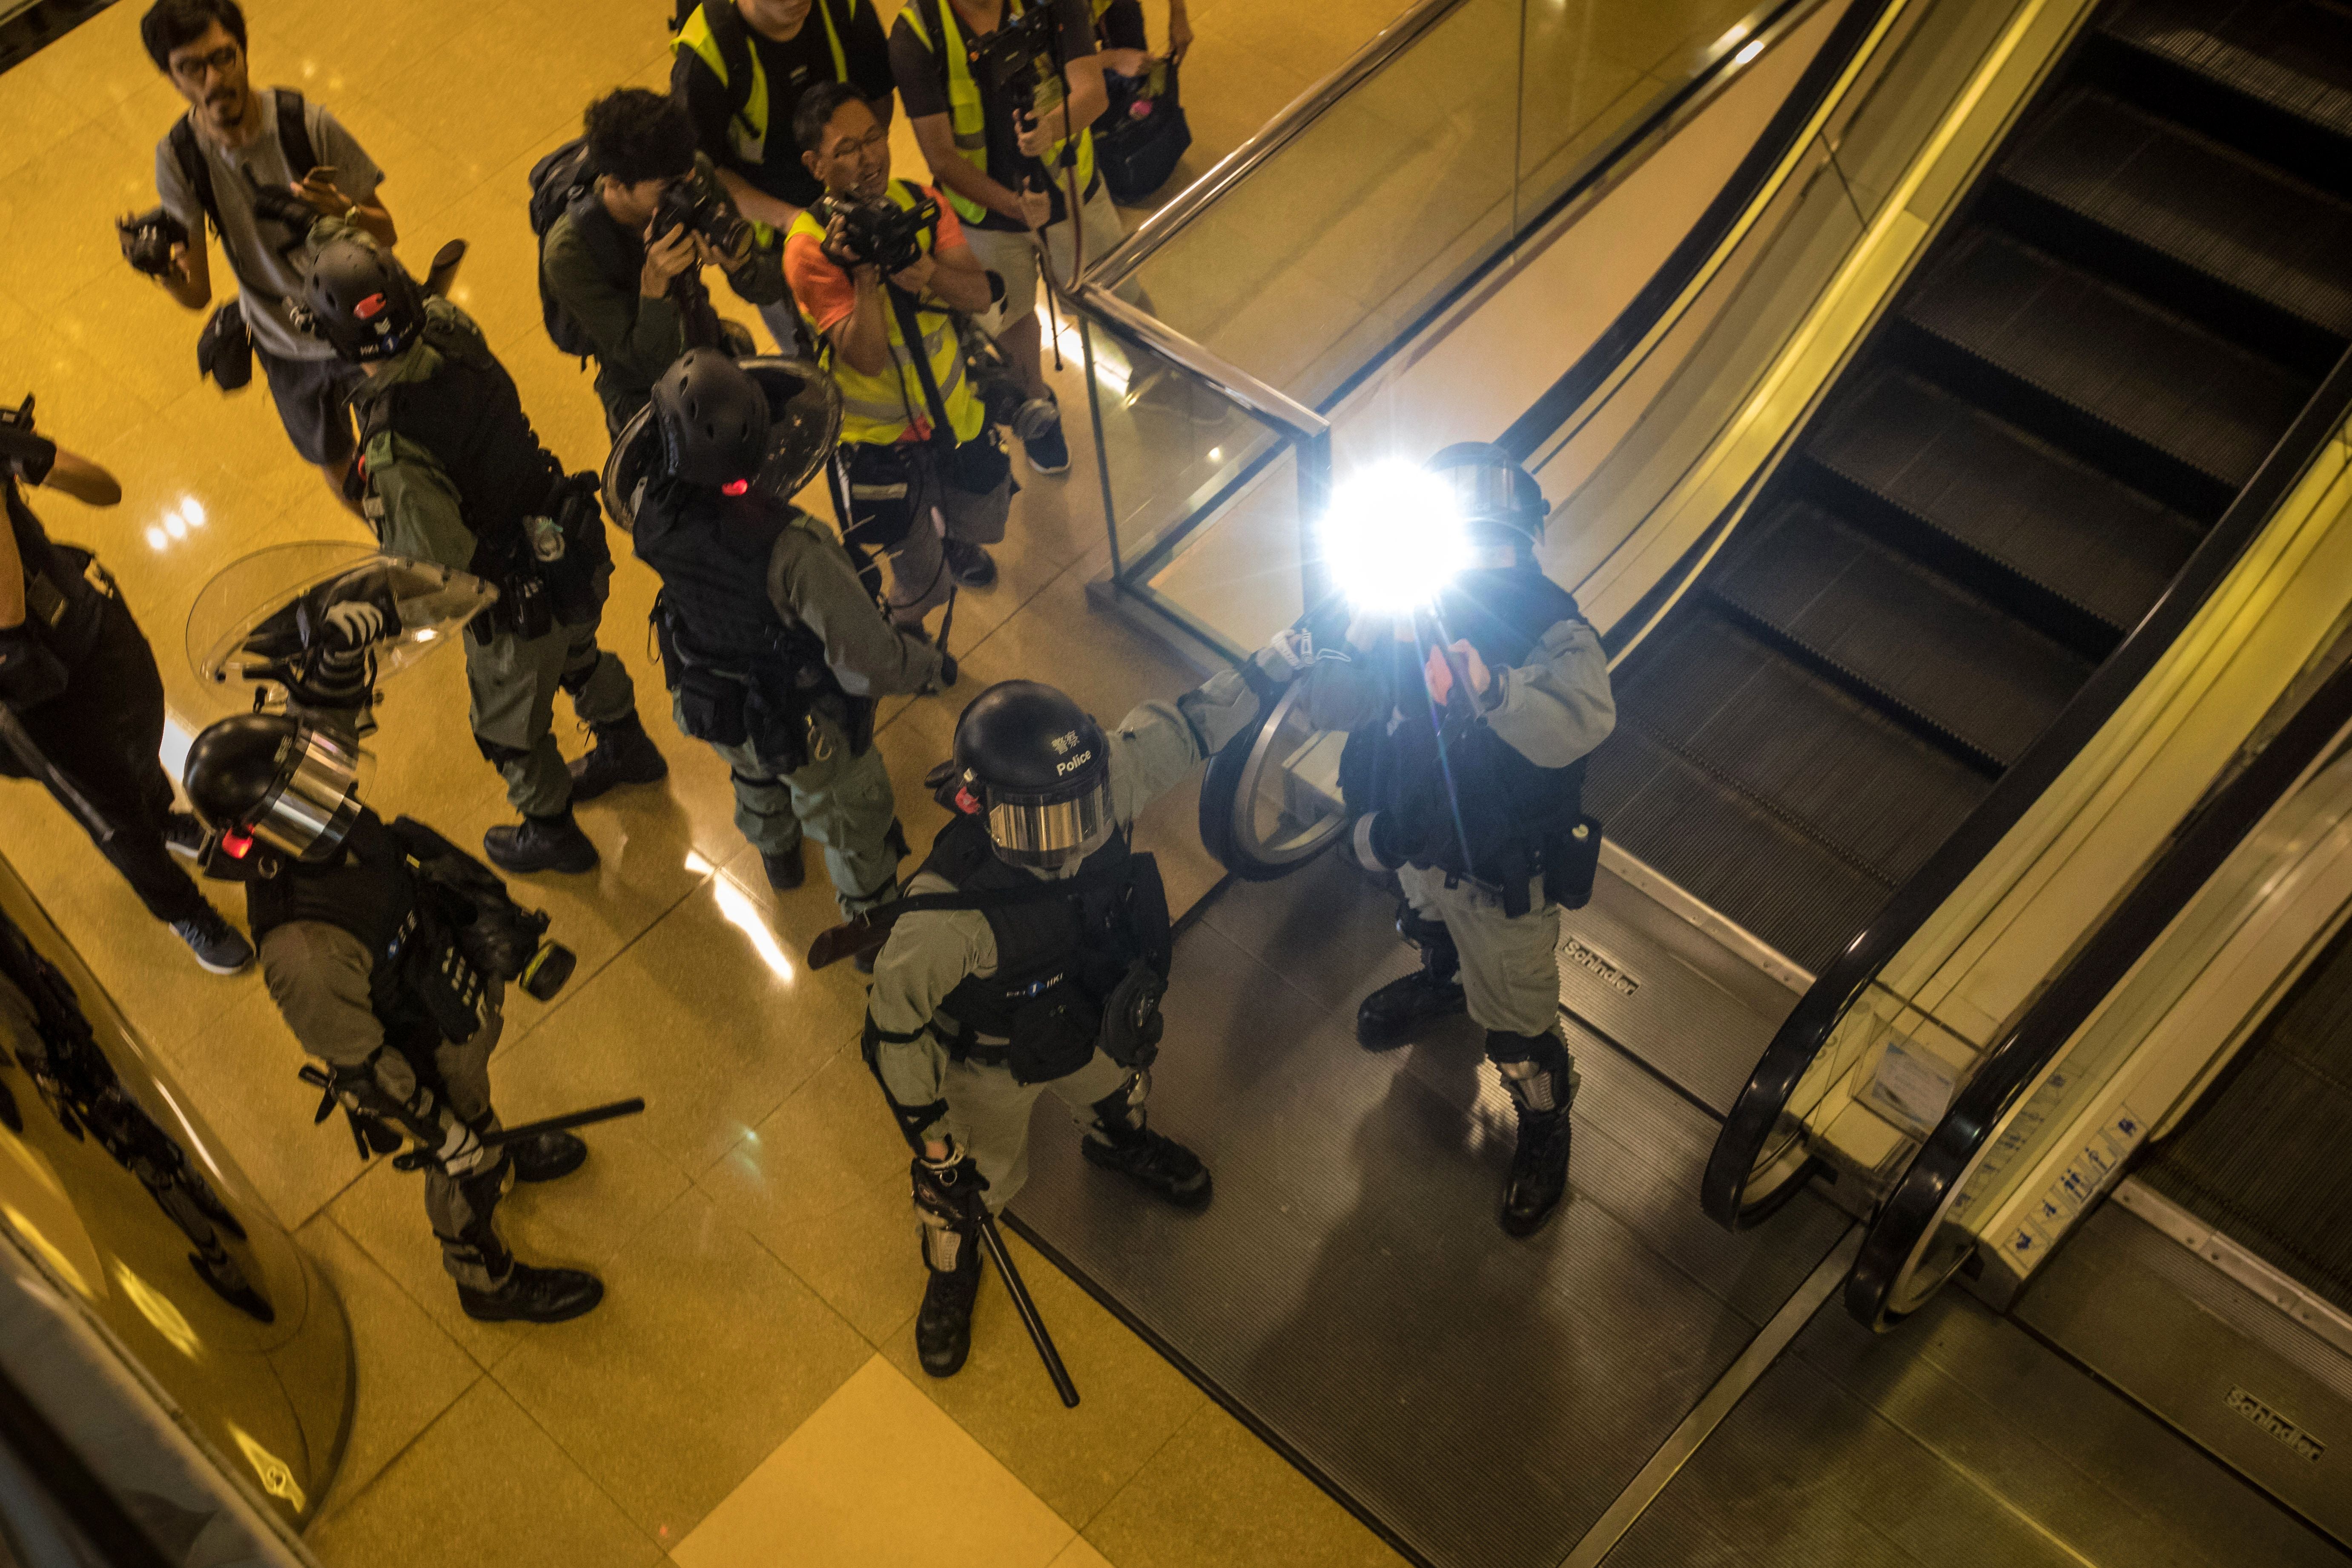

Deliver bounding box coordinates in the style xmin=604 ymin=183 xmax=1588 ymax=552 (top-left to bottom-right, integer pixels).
xmin=354 ymin=292 xmax=387 ymax=320
xmin=221 ymin=829 xmax=254 ymax=859
xmin=721 ymin=479 xmax=750 ymax=496
xmin=953 ymin=787 xmax=981 ymax=815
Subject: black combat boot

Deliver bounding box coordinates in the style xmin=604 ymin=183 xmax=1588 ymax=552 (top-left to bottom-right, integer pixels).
xmin=567 ymin=713 xmax=669 ymax=802
xmin=503 ymin=1130 xmax=587 ymax=1183
xmin=459 ymin=1262 xmax=604 ymax=1324
xmin=1355 ymin=908 xmax=1466 ymax=1050
xmin=484 ymin=809 xmax=598 ymax=874
xmin=915 ymin=1245 xmax=982 ymax=1377
xmin=1081 ymin=1084 xmax=1213 ymax=1210
xmin=1491 ymin=1031 xmax=1576 ymax=1237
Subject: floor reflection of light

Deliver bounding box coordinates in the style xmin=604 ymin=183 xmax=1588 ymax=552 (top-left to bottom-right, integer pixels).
xmin=115 ymin=1262 xmax=199 ymax=1357
xmin=1733 ymin=38 xmax=1763 ymax=64
xmin=714 ymin=874 xmax=794 ymax=980
xmin=684 ymin=850 xmax=715 ymax=876
xmin=146 ymin=526 xmax=168 ymax=551
xmin=3 ymin=1204 xmax=91 ymax=1296
xmin=165 ymin=511 xmax=187 ymax=539
xmin=180 ymin=496 xmax=206 ymax=527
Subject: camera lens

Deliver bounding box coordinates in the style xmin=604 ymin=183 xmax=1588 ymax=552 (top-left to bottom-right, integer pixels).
xmin=519 ymin=941 xmax=577 ymax=1002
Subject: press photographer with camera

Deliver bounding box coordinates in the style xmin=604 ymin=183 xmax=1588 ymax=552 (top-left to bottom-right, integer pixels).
xmin=124 ymin=0 xmax=396 ymax=513
xmin=304 ymin=225 xmax=669 ymax=876
xmin=0 ymin=400 xmax=253 ymax=976
xmin=539 ymin=89 xmax=789 ymax=438
xmin=672 ymin=0 xmax=897 ymax=350
xmin=786 ymin=83 xmax=1009 ymax=625
xmin=890 ymin=0 xmax=1119 ymax=477
xmin=182 ymin=711 xmax=606 ymax=1324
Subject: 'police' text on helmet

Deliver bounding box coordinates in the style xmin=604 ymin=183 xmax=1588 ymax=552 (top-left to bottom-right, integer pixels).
xmin=952 ymin=682 xmax=1116 ymax=873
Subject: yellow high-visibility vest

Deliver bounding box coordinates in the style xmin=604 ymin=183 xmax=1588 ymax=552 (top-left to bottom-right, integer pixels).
xmin=790 ymin=181 xmax=987 ymax=447
xmin=673 ymin=0 xmax=849 ymax=167
xmin=899 ymin=0 xmax=1096 ymax=227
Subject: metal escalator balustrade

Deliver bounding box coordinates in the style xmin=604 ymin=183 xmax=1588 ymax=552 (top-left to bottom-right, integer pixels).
xmin=1698 ymin=0 xmax=2352 ymax=1228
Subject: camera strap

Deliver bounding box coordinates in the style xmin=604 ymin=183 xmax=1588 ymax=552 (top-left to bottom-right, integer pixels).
xmin=885 ymin=282 xmax=961 ymax=452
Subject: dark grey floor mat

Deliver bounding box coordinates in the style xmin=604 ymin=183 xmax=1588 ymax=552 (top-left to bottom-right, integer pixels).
xmin=1010 ymin=856 xmax=1849 ymax=1568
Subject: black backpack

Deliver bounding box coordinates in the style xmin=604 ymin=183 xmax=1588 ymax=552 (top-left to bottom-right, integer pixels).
xmin=1094 ymin=60 xmax=1190 ymax=205
xmin=527 ymin=139 xmax=602 ymax=359
xmin=168 ymin=86 xmax=319 ymax=237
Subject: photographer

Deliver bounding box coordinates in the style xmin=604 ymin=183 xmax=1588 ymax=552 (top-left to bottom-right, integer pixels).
xmin=127 ymin=0 xmax=396 ymax=512
xmin=1091 ymin=0 xmax=1189 ymax=85
xmin=671 ymin=0 xmax=896 ymax=350
xmin=785 ymin=83 xmax=1006 ymax=625
xmin=541 ymin=89 xmax=789 ymax=438
xmin=0 ymin=404 xmax=252 ymax=976
xmin=184 ymin=712 xmax=605 ymax=1325
xmin=890 ymin=0 xmax=1117 ymax=477
xmin=307 ymin=227 xmax=669 ymax=876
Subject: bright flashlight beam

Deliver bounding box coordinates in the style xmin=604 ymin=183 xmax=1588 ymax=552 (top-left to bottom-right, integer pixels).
xmin=1318 ymin=460 xmax=1470 ymax=615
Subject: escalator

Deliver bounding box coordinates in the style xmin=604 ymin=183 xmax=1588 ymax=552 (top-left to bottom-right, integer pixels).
xmin=1587 ymin=0 xmax=2352 ymax=980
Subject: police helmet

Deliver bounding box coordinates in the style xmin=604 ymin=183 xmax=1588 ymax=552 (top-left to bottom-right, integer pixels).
xmin=652 ymin=349 xmax=770 ymax=490
xmin=1426 ymin=442 xmax=1548 ymax=548
xmin=183 ymin=713 xmax=369 ymax=863
xmin=952 ymin=681 xmax=1115 ymax=873
xmin=292 ymin=236 xmax=425 ymax=364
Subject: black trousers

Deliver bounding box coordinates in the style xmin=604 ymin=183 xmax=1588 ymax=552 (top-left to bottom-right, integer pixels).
xmin=0 ymin=596 xmax=206 ymax=924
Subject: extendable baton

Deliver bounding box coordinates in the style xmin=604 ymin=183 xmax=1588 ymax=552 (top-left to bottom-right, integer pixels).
xmin=978 ymin=1212 xmax=1079 ymax=1407
xmin=0 ymin=707 xmax=117 ymax=846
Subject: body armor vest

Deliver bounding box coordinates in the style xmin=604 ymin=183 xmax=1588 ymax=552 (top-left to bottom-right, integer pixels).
xmin=362 ymin=318 xmax=562 ymax=573
xmin=246 ymin=811 xmax=437 ymax=1049
xmin=1341 ymin=567 xmax=1590 ymax=894
xmin=919 ymin=813 xmax=1166 ymax=1084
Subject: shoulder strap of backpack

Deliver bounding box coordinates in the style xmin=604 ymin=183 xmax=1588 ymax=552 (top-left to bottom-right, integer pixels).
xmin=883 ymin=280 xmax=959 ymax=449
xmin=703 ymin=0 xmax=759 ymax=124
xmin=273 ymin=87 xmax=319 ymax=180
xmin=168 ymin=115 xmax=220 ymax=236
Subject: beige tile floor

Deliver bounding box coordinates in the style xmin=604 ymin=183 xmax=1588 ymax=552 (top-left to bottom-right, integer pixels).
xmin=0 ymin=0 xmax=1431 ymax=1563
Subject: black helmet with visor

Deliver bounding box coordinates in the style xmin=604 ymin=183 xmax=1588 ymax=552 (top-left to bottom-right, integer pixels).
xmin=952 ymin=681 xmax=1116 ymax=873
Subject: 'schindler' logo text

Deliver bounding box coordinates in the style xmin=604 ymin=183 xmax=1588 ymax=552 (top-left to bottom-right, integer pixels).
xmin=2226 ymin=1387 xmax=2326 ymax=1462
xmin=1562 ymin=937 xmax=1637 ymax=998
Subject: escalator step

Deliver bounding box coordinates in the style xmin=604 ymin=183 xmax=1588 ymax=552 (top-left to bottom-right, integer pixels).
xmin=1583 ymin=725 xmax=1902 ymax=976
xmin=1612 ymin=610 xmax=1988 ymax=886
xmin=1805 ymin=370 xmax=2201 ymax=639
xmin=1709 ymin=501 xmax=2092 ymax=771
xmin=1896 ymin=229 xmax=2310 ymax=505
xmin=2102 ymin=0 xmax=2352 ymax=147
xmin=1998 ymin=88 xmax=2352 ymax=346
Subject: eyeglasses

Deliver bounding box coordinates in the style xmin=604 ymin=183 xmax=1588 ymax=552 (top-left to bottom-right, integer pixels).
xmin=825 ymin=127 xmax=889 ymax=161
xmin=170 ymin=43 xmax=241 ymax=82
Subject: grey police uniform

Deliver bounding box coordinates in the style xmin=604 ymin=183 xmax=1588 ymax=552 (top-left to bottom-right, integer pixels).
xmin=1299 ymin=570 xmax=1615 ymax=1050
xmin=633 ymin=485 xmax=942 ymax=914
xmin=866 ymin=668 xmax=1262 ymax=1236
xmin=346 ymin=293 xmax=641 ymax=818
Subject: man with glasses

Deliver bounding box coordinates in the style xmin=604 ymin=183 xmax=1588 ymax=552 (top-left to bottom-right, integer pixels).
xmin=130 ymin=0 xmax=395 ymax=510
xmin=540 ymin=89 xmax=787 ymax=438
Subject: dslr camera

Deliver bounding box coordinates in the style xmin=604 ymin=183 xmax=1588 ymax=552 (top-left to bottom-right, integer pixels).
xmin=654 ymin=179 xmax=751 ymax=264
xmin=969 ymin=0 xmax=1058 ymax=106
xmin=118 ymin=206 xmax=190 ymax=277
xmin=814 ymin=190 xmax=937 ymax=274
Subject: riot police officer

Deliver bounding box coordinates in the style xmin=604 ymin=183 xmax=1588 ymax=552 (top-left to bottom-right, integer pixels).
xmin=297 ymin=226 xmax=667 ymax=874
xmin=864 ymin=665 xmax=1282 ymax=1376
xmin=1283 ymin=444 xmax=1615 ymax=1238
xmin=627 ymin=349 xmax=945 ymax=904
xmin=0 ymin=401 xmax=252 ymax=973
xmin=182 ymin=711 xmax=604 ymax=1322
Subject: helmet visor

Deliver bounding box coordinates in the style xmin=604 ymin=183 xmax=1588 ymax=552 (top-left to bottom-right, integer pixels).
xmin=986 ymin=775 xmax=1116 ymax=871
xmin=249 ymin=726 xmax=370 ymax=861
xmin=1445 ymin=462 xmax=1542 ymax=539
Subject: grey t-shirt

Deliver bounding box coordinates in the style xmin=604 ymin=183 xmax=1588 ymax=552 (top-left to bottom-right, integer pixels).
xmin=154 ymin=90 xmax=382 ymax=361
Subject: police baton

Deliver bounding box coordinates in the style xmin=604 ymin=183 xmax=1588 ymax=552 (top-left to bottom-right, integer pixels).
xmin=978 ymin=1211 xmax=1080 ymax=1407
xmin=0 ymin=706 xmax=117 ymax=846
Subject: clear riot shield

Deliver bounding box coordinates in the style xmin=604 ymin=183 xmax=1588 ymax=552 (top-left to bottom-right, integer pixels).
xmin=184 ymin=542 xmax=496 ymax=717
xmin=602 ymin=356 xmax=843 ymax=531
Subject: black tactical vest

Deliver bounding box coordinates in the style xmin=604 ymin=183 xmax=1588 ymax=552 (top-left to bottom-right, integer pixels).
xmin=361 ymin=318 xmax=562 ymax=570
xmin=246 ymin=811 xmax=436 ymax=1049
xmin=920 ymin=813 xmax=1161 ymax=1084
xmin=634 ymin=487 xmax=834 ymax=676
xmin=1340 ymin=566 xmax=1591 ymax=891
xmin=6 ymin=482 xmax=105 ymax=668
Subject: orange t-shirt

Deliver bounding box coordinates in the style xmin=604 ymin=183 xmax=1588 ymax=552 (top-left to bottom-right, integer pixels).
xmin=783 ymin=183 xmax=964 ymax=336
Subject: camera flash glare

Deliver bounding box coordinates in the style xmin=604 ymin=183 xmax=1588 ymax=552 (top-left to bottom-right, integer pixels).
xmin=1319 ymin=460 xmax=1470 ymax=614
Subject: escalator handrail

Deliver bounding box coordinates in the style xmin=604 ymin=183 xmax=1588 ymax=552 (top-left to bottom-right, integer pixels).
xmin=1702 ymin=344 xmax=2352 ymax=1229
xmin=1844 ymin=599 xmax=2352 ymax=1327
